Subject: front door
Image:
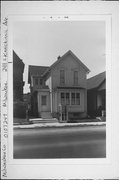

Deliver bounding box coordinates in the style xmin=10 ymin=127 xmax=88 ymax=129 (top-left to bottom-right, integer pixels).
xmin=38 ymin=91 xmax=51 ymax=114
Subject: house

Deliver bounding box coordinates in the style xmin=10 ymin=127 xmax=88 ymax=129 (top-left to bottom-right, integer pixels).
xmin=28 ymin=50 xmax=90 ymax=121
xmin=13 ymin=50 xmax=25 ymax=102
xmin=87 ymin=71 xmax=106 ymax=117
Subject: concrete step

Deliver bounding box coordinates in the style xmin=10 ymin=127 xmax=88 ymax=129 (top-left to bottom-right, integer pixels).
xmin=41 ymin=112 xmax=52 ymax=119
xmin=30 ymin=118 xmax=58 ymax=124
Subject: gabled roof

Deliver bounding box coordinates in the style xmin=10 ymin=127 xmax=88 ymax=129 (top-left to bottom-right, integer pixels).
xmin=28 ymin=50 xmax=90 ymax=83
xmin=87 ymin=71 xmax=106 ymax=90
xmin=28 ymin=65 xmax=49 ymax=83
xmin=42 ymin=50 xmax=90 ymax=77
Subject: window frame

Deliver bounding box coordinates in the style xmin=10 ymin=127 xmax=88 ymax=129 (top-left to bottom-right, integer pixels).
xmin=71 ymin=92 xmax=75 ymax=105
xmin=74 ymin=71 xmax=78 ymax=85
xmin=60 ymin=92 xmax=80 ymax=106
xmin=60 ymin=69 xmax=65 ymax=85
xmin=76 ymin=92 xmax=80 ymax=105
xmin=61 ymin=92 xmax=65 ymax=105
xmin=66 ymin=93 xmax=70 ymax=105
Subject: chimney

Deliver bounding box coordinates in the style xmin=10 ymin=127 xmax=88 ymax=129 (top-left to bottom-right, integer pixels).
xmin=57 ymin=56 xmax=61 ymax=60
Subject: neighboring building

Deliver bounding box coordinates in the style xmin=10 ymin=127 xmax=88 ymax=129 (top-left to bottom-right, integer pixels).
xmin=87 ymin=71 xmax=106 ymax=117
xmin=13 ymin=51 xmax=26 ymax=119
xmin=13 ymin=50 xmax=25 ymax=101
xmin=28 ymin=50 xmax=90 ymax=120
xmin=23 ymin=93 xmax=31 ymax=104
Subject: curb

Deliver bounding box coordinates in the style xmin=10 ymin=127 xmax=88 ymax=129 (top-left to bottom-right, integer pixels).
xmin=14 ymin=122 xmax=106 ymax=129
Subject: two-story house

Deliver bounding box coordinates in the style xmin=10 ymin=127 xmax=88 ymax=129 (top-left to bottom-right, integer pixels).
xmin=28 ymin=50 xmax=90 ymax=121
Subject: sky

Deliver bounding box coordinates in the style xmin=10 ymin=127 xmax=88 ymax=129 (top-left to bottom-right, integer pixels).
xmin=13 ymin=21 xmax=105 ymax=93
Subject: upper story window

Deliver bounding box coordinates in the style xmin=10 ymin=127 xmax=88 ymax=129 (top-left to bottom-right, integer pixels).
xmin=74 ymin=71 xmax=78 ymax=85
xmin=35 ymin=77 xmax=38 ymax=85
xmin=60 ymin=70 xmax=65 ymax=85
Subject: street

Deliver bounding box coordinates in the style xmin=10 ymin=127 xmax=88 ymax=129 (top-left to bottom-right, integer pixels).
xmin=14 ymin=125 xmax=106 ymax=158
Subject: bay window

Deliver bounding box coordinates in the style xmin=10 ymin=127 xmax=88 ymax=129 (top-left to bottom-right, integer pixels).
xmin=60 ymin=92 xmax=80 ymax=105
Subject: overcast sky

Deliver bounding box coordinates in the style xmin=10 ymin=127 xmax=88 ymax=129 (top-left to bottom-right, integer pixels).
xmin=13 ymin=21 xmax=105 ymax=93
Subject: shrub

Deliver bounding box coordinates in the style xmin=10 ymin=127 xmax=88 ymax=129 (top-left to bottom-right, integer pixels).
xmin=13 ymin=101 xmax=27 ymax=118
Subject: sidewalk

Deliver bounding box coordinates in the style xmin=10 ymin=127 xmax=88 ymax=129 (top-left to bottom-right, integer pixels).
xmin=14 ymin=121 xmax=106 ymax=129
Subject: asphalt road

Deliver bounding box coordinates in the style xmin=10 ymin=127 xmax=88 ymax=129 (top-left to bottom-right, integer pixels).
xmin=14 ymin=125 xmax=106 ymax=159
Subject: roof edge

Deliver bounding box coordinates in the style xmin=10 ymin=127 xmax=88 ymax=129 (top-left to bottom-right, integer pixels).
xmin=42 ymin=50 xmax=90 ymax=77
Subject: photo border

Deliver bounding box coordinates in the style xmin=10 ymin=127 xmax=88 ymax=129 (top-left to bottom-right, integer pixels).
xmin=1 ymin=2 xmax=116 ymax=179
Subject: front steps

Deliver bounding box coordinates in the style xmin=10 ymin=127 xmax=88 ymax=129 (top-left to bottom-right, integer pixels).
xmin=29 ymin=111 xmax=58 ymax=124
xmin=30 ymin=118 xmax=58 ymax=124
xmin=40 ymin=111 xmax=52 ymax=119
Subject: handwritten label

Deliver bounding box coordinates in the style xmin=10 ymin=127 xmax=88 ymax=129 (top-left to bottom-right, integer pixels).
xmin=3 ymin=29 xmax=8 ymax=63
xmin=1 ymin=17 xmax=8 ymax=178
xmin=3 ymin=17 xmax=8 ymax=26
xmin=1 ymin=145 xmax=7 ymax=178
xmin=3 ymin=113 xmax=8 ymax=138
xmin=2 ymin=63 xmax=8 ymax=72
xmin=2 ymin=82 xmax=7 ymax=107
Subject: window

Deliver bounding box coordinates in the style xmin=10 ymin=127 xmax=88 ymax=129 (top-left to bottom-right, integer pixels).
xmin=61 ymin=93 xmax=65 ymax=105
xmin=35 ymin=77 xmax=38 ymax=85
xmin=60 ymin=92 xmax=80 ymax=105
xmin=66 ymin=93 xmax=70 ymax=105
xmin=76 ymin=93 xmax=80 ymax=105
xmin=71 ymin=93 xmax=75 ymax=105
xmin=41 ymin=96 xmax=47 ymax=105
xmin=61 ymin=92 xmax=70 ymax=105
xmin=60 ymin=70 xmax=65 ymax=85
xmin=71 ymin=92 xmax=80 ymax=105
xmin=74 ymin=71 xmax=78 ymax=85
